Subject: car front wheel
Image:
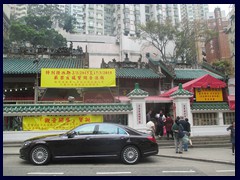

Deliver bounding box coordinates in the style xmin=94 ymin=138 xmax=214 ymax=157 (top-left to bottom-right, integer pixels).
xmin=121 ymin=145 xmax=140 ymax=164
xmin=30 ymin=145 xmax=51 ymax=165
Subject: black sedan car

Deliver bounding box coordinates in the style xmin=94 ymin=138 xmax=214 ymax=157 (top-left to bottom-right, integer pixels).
xmin=20 ymin=123 xmax=158 ymax=165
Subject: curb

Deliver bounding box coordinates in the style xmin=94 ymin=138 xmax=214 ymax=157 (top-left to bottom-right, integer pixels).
xmin=156 ymin=154 xmax=235 ymax=165
xmin=4 ymin=152 xmax=235 ymax=165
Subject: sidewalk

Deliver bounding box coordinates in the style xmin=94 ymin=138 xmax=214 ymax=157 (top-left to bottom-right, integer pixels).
xmin=3 ymin=131 xmax=235 ymax=165
xmin=157 ymin=147 xmax=235 ymax=165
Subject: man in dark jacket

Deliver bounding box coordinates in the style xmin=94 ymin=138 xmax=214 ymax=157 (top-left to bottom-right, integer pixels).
xmin=179 ymin=117 xmax=190 ymax=151
xmin=171 ymin=117 xmax=183 ymax=154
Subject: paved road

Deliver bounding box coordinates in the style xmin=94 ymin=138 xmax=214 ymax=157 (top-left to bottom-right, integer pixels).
xmin=3 ymin=154 xmax=235 ymax=176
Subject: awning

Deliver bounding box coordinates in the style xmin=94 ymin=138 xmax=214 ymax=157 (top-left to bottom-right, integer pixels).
xmin=145 ymin=96 xmax=172 ymax=103
xmin=228 ymin=95 xmax=235 ymax=110
xmin=160 ymin=74 xmax=227 ymax=97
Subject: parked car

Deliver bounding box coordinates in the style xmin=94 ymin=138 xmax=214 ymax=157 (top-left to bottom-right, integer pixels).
xmin=20 ymin=123 xmax=158 ymax=165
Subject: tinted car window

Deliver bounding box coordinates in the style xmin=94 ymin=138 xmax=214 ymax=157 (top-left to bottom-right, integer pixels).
xmin=74 ymin=124 xmax=96 ymax=135
xmin=98 ymin=124 xmax=127 ymax=135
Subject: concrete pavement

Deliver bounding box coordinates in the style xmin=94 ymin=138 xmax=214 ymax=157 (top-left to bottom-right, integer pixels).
xmin=3 ymin=131 xmax=235 ymax=165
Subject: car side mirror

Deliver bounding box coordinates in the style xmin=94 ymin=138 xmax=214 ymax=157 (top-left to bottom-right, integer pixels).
xmin=67 ymin=131 xmax=76 ymax=138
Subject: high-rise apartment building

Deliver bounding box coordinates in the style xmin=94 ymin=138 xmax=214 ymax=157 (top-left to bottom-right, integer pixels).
xmin=3 ymin=4 xmax=11 ymax=39
xmin=110 ymin=4 xmax=179 ymax=37
xmin=180 ymin=4 xmax=209 ymax=26
xmin=10 ymin=4 xmax=28 ymax=20
xmin=9 ymin=4 xmax=180 ymax=36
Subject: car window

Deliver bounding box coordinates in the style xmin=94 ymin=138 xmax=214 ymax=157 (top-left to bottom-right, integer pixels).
xmin=98 ymin=124 xmax=127 ymax=135
xmin=74 ymin=124 xmax=96 ymax=135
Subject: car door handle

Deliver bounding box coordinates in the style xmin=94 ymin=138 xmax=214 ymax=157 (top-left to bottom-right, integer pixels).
xmin=120 ymin=136 xmax=126 ymax=140
xmin=86 ymin=137 xmax=91 ymax=140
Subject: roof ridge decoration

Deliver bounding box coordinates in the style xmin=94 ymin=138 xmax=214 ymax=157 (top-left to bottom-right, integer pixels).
xmin=127 ymin=83 xmax=149 ymax=97
xmin=170 ymin=83 xmax=193 ymax=97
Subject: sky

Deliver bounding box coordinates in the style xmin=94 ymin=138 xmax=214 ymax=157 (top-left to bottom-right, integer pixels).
xmin=208 ymin=4 xmax=232 ymax=14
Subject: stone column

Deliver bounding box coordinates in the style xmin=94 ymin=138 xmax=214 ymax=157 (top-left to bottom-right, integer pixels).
xmin=218 ymin=112 xmax=224 ymax=125
xmin=170 ymin=83 xmax=193 ymax=125
xmin=127 ymin=83 xmax=148 ymax=131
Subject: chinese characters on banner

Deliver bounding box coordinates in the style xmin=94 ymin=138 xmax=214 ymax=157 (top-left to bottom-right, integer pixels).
xmin=23 ymin=115 xmax=103 ymax=131
xmin=195 ymin=88 xmax=223 ymax=102
xmin=41 ymin=68 xmax=116 ymax=88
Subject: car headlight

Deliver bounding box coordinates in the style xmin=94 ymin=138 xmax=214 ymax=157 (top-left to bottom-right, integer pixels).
xmin=21 ymin=141 xmax=32 ymax=148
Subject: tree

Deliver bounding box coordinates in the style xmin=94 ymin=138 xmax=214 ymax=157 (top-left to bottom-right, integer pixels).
xmin=63 ymin=15 xmax=77 ymax=33
xmin=138 ymin=20 xmax=177 ymax=62
xmin=174 ymin=25 xmax=196 ymax=65
xmin=212 ymin=60 xmax=233 ymax=76
xmin=9 ymin=16 xmax=67 ymax=48
xmin=27 ymin=4 xmax=76 ymax=33
xmin=174 ymin=20 xmax=218 ymax=65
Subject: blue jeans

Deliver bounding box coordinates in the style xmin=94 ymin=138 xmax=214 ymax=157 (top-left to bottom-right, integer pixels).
xmin=183 ymin=142 xmax=188 ymax=151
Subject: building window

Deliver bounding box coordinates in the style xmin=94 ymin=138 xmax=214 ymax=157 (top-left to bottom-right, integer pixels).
xmin=192 ymin=113 xmax=217 ymax=126
xmin=223 ymin=112 xmax=235 ymax=125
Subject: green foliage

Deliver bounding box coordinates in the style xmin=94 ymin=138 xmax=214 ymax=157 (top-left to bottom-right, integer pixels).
xmin=174 ymin=26 xmax=196 ymax=65
xmin=9 ymin=15 xmax=67 ymax=48
xmin=212 ymin=60 xmax=233 ymax=75
xmin=27 ymin=4 xmax=76 ymax=33
xmin=63 ymin=15 xmax=77 ymax=33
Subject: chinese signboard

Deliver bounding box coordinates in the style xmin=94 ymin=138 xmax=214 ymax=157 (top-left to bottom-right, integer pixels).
xmin=23 ymin=115 xmax=103 ymax=131
xmin=182 ymin=103 xmax=188 ymax=117
xmin=136 ymin=103 xmax=143 ymax=124
xmin=41 ymin=68 xmax=116 ymax=88
xmin=195 ymin=88 xmax=223 ymax=102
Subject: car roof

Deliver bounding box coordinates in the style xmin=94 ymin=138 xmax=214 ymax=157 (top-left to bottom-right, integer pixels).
xmin=82 ymin=122 xmax=144 ymax=135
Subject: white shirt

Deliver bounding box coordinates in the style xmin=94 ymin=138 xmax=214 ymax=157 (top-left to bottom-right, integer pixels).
xmin=147 ymin=121 xmax=155 ymax=132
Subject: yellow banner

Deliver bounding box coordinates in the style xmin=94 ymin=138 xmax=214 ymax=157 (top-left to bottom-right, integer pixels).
xmin=41 ymin=68 xmax=116 ymax=88
xmin=195 ymin=88 xmax=223 ymax=102
xmin=23 ymin=115 xmax=103 ymax=131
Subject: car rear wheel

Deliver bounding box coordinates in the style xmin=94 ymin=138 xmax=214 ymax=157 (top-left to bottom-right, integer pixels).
xmin=30 ymin=145 xmax=51 ymax=165
xmin=121 ymin=145 xmax=140 ymax=164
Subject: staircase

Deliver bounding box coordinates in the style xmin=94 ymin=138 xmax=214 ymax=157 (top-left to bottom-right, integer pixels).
xmin=157 ymin=135 xmax=231 ymax=149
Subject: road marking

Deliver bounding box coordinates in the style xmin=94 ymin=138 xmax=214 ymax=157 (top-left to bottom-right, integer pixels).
xmin=96 ymin=172 xmax=131 ymax=175
xmin=162 ymin=170 xmax=196 ymax=173
xmin=27 ymin=172 xmax=64 ymax=175
xmin=216 ymin=170 xmax=235 ymax=173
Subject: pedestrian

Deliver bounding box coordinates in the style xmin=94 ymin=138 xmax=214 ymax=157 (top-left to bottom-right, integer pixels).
xmin=171 ymin=117 xmax=184 ymax=154
xmin=156 ymin=113 xmax=164 ymax=139
xmin=146 ymin=109 xmax=153 ymax=123
xmin=227 ymin=121 xmax=235 ymax=155
xmin=182 ymin=118 xmax=191 ymax=151
xmin=164 ymin=114 xmax=174 ymax=140
xmin=146 ymin=118 xmax=156 ymax=137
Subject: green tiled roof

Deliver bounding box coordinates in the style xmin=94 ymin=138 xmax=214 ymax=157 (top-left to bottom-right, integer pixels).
xmin=3 ymin=103 xmax=133 ymax=116
xmin=116 ymin=68 xmax=160 ymax=79
xmin=3 ymin=58 xmax=81 ymax=74
xmin=170 ymin=83 xmax=193 ymax=97
xmin=127 ymin=83 xmax=148 ymax=97
xmin=147 ymin=57 xmax=224 ymax=80
xmin=191 ymin=102 xmax=229 ymax=110
xmin=148 ymin=58 xmax=175 ymax=78
xmin=3 ymin=58 xmax=160 ymax=79
xmin=175 ymin=69 xmax=224 ymax=80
